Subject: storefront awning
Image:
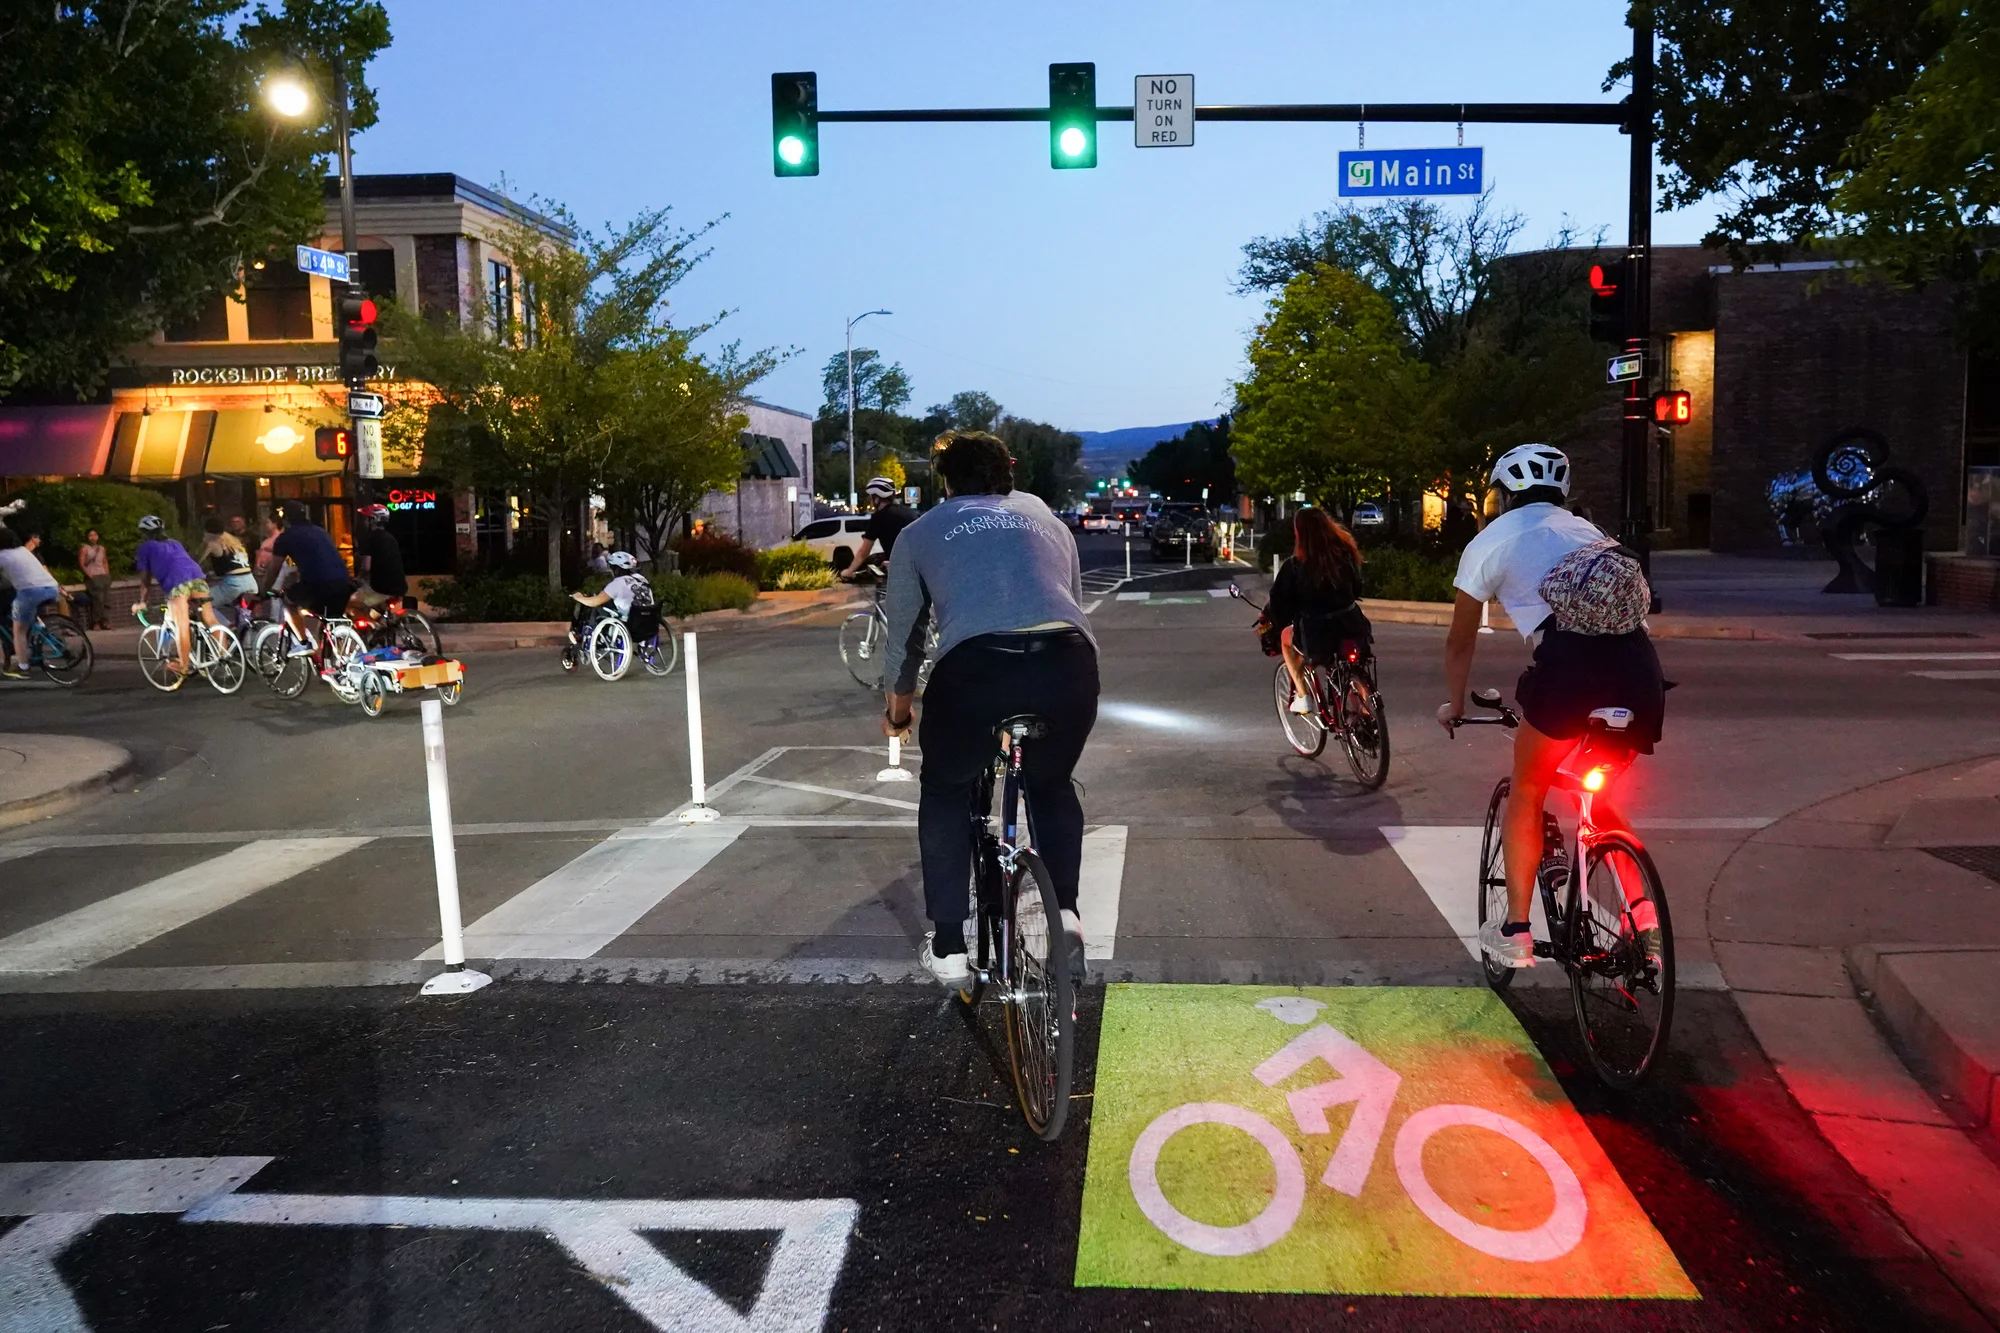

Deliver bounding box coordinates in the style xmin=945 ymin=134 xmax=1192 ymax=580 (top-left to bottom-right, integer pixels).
xmin=742 ymin=432 xmax=800 ymax=480
xmin=0 ymin=405 xmax=116 ymax=477
xmin=202 ymin=408 xmax=345 ymax=477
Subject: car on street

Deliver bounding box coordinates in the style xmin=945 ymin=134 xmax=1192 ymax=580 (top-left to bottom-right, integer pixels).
xmin=791 ymin=514 xmax=874 ymax=570
xmin=1149 ymin=503 xmax=1215 ymax=561
xmin=1352 ymin=502 xmax=1387 ymax=528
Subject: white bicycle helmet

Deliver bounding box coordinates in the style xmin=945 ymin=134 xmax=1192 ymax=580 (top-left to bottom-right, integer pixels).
xmin=1490 ymin=444 xmax=1571 ymax=497
xmin=137 ymin=514 xmax=167 ymax=534
xmin=864 ymin=475 xmax=898 ymax=499
xmin=604 ymin=550 xmax=639 ymax=571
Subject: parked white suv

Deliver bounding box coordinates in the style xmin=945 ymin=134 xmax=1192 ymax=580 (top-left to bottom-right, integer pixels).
xmin=791 ymin=515 xmax=875 ymax=570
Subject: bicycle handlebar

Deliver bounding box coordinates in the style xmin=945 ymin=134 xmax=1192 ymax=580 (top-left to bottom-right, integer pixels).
xmin=1445 ymin=690 xmax=1521 ymax=736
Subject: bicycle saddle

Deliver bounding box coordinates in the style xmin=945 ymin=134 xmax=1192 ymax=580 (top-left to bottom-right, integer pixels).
xmin=996 ymin=713 xmax=1049 ymax=740
xmin=1588 ymin=707 xmax=1634 ymax=730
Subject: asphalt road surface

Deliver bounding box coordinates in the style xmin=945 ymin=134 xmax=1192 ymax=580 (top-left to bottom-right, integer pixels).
xmin=3 ymin=540 xmax=1997 ymax=1331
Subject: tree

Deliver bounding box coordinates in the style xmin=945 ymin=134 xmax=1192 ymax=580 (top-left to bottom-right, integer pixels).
xmin=819 ymin=348 xmax=911 ymax=416
xmin=1625 ymin=0 xmax=1951 ymax=261
xmin=0 ymin=1 xmax=392 ymax=399
xmin=1130 ymin=418 xmax=1235 ymax=501
xmin=930 ymin=390 xmax=1003 ymax=434
xmin=1834 ymin=0 xmax=2000 ymax=340
xmin=1231 ymin=266 xmax=1431 ymax=516
xmin=997 ymin=417 xmax=1083 ymax=507
xmin=390 ymin=203 xmax=772 ymax=588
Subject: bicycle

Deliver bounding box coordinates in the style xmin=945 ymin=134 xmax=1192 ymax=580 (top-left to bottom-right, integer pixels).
xmin=956 ymin=714 xmax=1083 ymax=1141
xmin=246 ymin=604 xmax=366 ymax=702
xmin=1449 ymin=689 xmax=1675 ymax=1089
xmin=838 ymin=576 xmax=936 ymax=691
xmin=352 ymin=595 xmax=443 ymax=660
xmin=9 ymin=600 xmax=92 ymax=687
xmin=134 ymin=603 xmax=246 ymax=695
xmin=561 ymin=602 xmax=678 ymax=682
xmin=1229 ymin=584 xmax=1389 ymax=789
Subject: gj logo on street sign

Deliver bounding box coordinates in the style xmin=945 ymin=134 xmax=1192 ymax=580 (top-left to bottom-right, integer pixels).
xmin=1338 ymin=147 xmax=1481 ymax=197
xmin=295 ymin=244 xmax=350 ymax=283
xmin=1606 ymin=352 xmax=1645 ymax=383
xmin=1135 ymin=75 xmax=1194 ymax=147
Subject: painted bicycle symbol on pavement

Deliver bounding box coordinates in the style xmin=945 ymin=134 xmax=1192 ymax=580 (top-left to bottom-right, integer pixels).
xmin=1128 ymin=995 xmax=1586 ymax=1262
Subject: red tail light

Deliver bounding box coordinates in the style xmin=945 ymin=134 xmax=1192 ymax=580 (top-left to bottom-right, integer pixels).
xmin=1583 ymin=767 xmax=1608 ymax=792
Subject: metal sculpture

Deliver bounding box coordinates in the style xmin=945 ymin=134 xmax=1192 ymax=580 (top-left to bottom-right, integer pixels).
xmin=1765 ymin=428 xmax=1928 ymax=593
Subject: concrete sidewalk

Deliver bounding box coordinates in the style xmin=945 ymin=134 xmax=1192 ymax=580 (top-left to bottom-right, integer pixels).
xmin=0 ymin=734 xmax=132 ymax=829
xmin=1711 ymin=755 xmax=2000 ymax=1328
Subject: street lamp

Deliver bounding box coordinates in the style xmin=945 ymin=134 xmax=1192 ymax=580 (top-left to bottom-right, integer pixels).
xmin=264 ymin=75 xmax=311 ymax=120
xmin=845 ymin=308 xmax=891 ymax=509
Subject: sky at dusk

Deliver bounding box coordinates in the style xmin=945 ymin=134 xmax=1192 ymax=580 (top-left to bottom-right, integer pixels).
xmin=352 ymin=1 xmax=1723 ymax=433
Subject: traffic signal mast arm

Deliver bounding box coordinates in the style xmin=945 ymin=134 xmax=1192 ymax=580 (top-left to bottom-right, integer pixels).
xmin=813 ymin=101 xmax=1627 ymax=126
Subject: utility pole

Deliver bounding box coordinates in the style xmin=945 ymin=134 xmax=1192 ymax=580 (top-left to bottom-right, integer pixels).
xmin=844 ymin=309 xmax=890 ymax=509
xmin=332 ymin=59 xmax=365 ymax=511
xmin=1621 ymin=7 xmax=1655 ymax=578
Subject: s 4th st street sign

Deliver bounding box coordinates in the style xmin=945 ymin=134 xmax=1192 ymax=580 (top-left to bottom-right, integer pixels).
xmin=1135 ymin=75 xmax=1194 ymax=147
xmin=295 ymin=244 xmax=350 ymax=283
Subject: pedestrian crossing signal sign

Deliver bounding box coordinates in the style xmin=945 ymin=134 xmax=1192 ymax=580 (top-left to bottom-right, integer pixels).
xmin=315 ymin=426 xmax=350 ymax=461
xmin=1652 ymin=391 xmax=1693 ymax=425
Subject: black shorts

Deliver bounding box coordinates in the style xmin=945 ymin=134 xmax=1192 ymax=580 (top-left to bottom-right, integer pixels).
xmin=1515 ymin=625 xmax=1666 ymax=752
xmin=292 ymin=580 xmax=354 ymax=620
xmin=1296 ymin=608 xmax=1373 ymax=665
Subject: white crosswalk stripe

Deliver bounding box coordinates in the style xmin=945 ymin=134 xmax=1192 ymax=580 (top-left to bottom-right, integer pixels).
xmin=0 ymin=838 xmax=372 ymax=973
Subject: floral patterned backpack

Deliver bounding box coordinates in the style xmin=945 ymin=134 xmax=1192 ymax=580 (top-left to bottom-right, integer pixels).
xmin=1537 ymin=540 xmax=1650 ymax=635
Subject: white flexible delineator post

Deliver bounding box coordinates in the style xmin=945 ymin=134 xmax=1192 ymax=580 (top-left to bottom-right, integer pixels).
xmin=679 ymin=631 xmax=720 ymax=823
xmin=418 ymin=695 xmax=491 ymax=996
xmin=876 ymin=733 xmax=914 ymax=783
xmin=1124 ymin=531 xmax=1132 ymax=580
xmin=1479 ymin=600 xmax=1496 ymax=635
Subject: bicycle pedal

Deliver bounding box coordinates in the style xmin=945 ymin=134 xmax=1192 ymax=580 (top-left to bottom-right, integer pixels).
xmin=1532 ymin=940 xmax=1555 ymax=958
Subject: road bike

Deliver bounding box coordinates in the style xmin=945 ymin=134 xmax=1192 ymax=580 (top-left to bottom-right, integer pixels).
xmin=561 ymin=603 xmax=678 ymax=682
xmin=838 ymin=578 xmax=936 ymax=692
xmin=8 ymin=600 xmax=92 ymax=687
xmin=1230 ymin=584 xmax=1390 ymax=789
xmin=246 ymin=607 xmax=366 ymax=702
xmin=1450 ymin=689 xmax=1675 ymax=1089
xmin=135 ymin=604 xmax=246 ymax=695
xmin=957 ymin=714 xmax=1082 ymax=1140
xmin=352 ymin=596 xmax=443 ymax=660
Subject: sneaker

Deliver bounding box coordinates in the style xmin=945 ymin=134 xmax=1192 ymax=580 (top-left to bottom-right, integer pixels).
xmin=1288 ymin=692 xmax=1313 ymax=715
xmin=1479 ymin=918 xmax=1535 ymax=969
xmin=919 ymin=932 xmax=972 ymax=990
xmin=288 ymin=640 xmax=315 ymax=658
xmin=1634 ymin=926 xmax=1664 ymax=964
xmin=1061 ymin=908 xmax=1088 ymax=984
xmin=0 ymin=666 xmax=26 ymax=681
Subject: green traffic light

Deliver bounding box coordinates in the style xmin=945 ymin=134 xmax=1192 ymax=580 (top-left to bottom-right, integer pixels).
xmin=1048 ymin=62 xmax=1097 ymax=169
xmin=778 ymin=135 xmax=807 ymax=167
xmin=1058 ymin=126 xmax=1087 ymax=157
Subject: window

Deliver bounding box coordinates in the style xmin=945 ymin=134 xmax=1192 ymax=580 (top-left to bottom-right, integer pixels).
xmin=488 ymin=259 xmax=513 ymax=340
xmin=521 ymin=279 xmax=538 ymax=347
xmin=244 ymin=259 xmax=312 ymax=340
xmin=164 ymin=292 xmax=230 ymax=342
xmin=844 ymin=518 xmax=870 ymax=533
xmin=352 ymin=250 xmax=397 ymax=304
xmin=797 ymin=519 xmax=838 ymax=540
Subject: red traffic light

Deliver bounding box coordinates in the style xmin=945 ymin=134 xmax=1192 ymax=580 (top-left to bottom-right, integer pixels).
xmin=1588 ymin=263 xmax=1620 ymax=297
xmin=342 ymin=297 xmax=377 ymax=328
xmin=315 ymin=426 xmax=351 ymax=461
xmin=1652 ymin=390 xmax=1693 ymax=424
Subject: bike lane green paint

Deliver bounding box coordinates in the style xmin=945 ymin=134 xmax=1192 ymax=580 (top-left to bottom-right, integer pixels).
xmin=1075 ymin=984 xmax=1696 ymax=1299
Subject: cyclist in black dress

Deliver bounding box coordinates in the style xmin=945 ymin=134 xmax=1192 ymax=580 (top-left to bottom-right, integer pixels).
xmin=1261 ymin=507 xmax=1372 ymax=715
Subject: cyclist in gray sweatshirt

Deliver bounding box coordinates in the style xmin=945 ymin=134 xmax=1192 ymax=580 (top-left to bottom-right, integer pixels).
xmin=881 ymin=431 xmax=1097 ymax=989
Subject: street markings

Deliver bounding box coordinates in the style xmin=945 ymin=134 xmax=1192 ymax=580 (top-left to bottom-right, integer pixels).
xmin=1830 ymin=650 xmax=2000 ymax=661
xmin=426 ymin=824 xmax=747 ymax=960
xmin=1074 ymin=985 xmax=1696 ymax=1298
xmin=0 ymin=1156 xmax=856 ymax=1333
xmin=1079 ymin=824 xmax=1129 ymax=960
xmin=1913 ymin=669 xmax=2000 ymax=680
xmin=0 ymin=838 xmax=370 ymax=973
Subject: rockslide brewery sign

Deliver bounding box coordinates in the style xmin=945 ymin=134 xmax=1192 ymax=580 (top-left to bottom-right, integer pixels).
xmin=159 ymin=364 xmax=400 ymax=386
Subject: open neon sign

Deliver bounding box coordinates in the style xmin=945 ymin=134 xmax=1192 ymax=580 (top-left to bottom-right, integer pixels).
xmin=386 ymin=488 xmax=437 ymax=512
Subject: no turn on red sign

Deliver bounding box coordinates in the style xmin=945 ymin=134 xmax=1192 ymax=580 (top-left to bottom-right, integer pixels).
xmin=1075 ymin=985 xmax=1696 ymax=1299
xmin=1135 ymin=75 xmax=1194 ymax=147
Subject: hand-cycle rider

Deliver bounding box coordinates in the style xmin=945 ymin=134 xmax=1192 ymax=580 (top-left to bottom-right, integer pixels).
xmin=569 ymin=550 xmax=653 ymax=635
xmin=1436 ymin=443 xmax=1666 ymax=969
xmin=878 ymin=431 xmax=1098 ymax=989
xmin=838 ymin=474 xmax=916 ymax=584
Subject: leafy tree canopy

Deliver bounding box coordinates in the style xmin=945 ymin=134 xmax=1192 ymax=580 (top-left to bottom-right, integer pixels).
xmin=997 ymin=417 xmax=1084 ymax=507
xmin=819 ymin=348 xmax=910 ymax=417
xmin=0 ymin=0 xmax=392 ymax=399
xmin=1130 ymin=418 xmax=1235 ymax=502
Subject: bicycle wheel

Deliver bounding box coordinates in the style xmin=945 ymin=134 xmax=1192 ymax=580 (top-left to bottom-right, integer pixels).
xmin=1336 ymin=666 xmax=1390 ymax=789
xmin=35 ymin=616 xmax=92 ymax=687
xmin=1003 ymin=849 xmax=1077 ymax=1141
xmin=323 ymin=624 xmax=367 ymax=704
xmin=396 ymin=610 xmax=443 ymax=659
xmin=589 ymin=616 xmax=632 ymax=681
xmin=1569 ymin=832 xmax=1676 ymax=1089
xmin=266 ymin=630 xmax=311 ymax=700
xmin=839 ymin=610 xmax=885 ymax=688
xmin=203 ymin=625 xmax=246 ymax=695
xmin=641 ymin=629 xmax=679 ymax=676
xmin=1273 ymin=662 xmax=1327 ymax=758
xmin=1476 ymin=778 xmax=1516 ymax=992
xmin=136 ymin=624 xmax=184 ymax=692
xmin=436 ymin=676 xmax=462 ymax=706
xmin=358 ymin=670 xmax=387 ymax=717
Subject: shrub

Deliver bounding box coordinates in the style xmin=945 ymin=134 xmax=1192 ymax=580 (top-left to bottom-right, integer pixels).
xmin=419 ymin=573 xmax=572 ymax=622
xmin=0 ymin=479 xmax=179 ymax=577
xmin=673 ymin=529 xmax=758 ymax=581
xmin=1361 ymin=547 xmax=1458 ymax=603
xmin=690 ymin=571 xmax=758 ymax=612
xmin=756 ymin=541 xmax=830 ymax=589
xmin=649 ymin=572 xmax=701 ymax=619
xmin=1255 ymin=515 xmax=1295 ymax=572
xmin=776 ymin=565 xmax=834 ymax=590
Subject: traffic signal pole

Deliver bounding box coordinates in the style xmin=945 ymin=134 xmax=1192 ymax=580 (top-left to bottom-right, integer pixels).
xmin=333 ymin=60 xmax=362 ymax=512
xmin=1622 ymin=10 xmax=1656 ymax=583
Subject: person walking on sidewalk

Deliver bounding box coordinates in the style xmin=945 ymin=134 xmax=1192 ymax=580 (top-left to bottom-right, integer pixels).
xmin=78 ymin=530 xmax=112 ymax=629
xmin=879 ymin=430 xmax=1098 ymax=988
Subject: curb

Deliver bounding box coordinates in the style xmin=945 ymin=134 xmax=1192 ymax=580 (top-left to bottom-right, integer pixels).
xmin=0 ymin=739 xmax=135 ymax=831
xmin=1852 ymin=944 xmax=2000 ymax=1150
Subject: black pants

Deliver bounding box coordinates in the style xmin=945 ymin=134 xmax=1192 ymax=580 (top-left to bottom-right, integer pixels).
xmin=917 ymin=630 xmax=1099 ymax=931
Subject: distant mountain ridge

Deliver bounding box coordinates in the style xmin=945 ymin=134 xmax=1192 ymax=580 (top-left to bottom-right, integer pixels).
xmin=1074 ymin=420 xmax=1217 ymax=476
